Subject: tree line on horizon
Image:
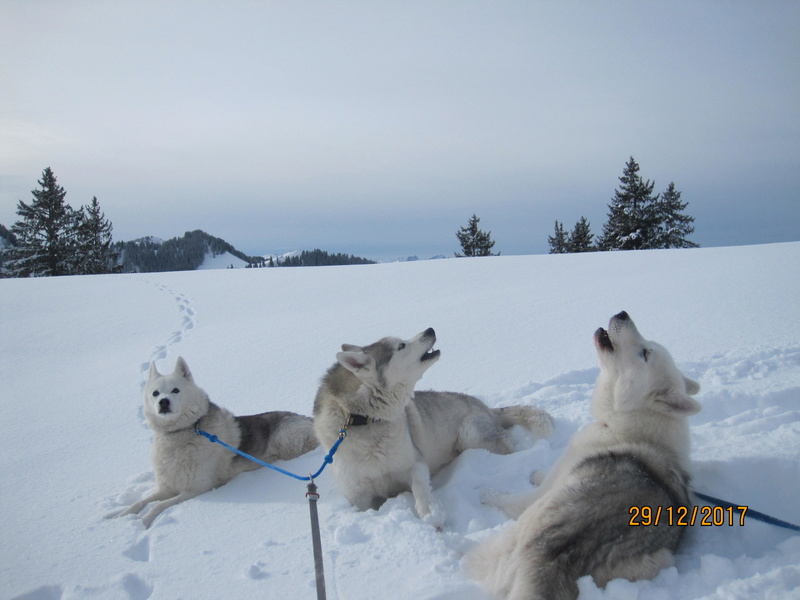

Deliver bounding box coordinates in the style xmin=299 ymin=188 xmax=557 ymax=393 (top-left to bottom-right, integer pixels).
xmin=0 ymin=168 xmax=376 ymax=276
xmin=3 ymin=159 xmax=699 ymax=277
xmin=272 ymin=249 xmax=375 ymax=268
xmin=454 ymin=156 xmax=698 ymax=257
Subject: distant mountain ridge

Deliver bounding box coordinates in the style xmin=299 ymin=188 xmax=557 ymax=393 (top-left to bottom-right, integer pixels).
xmin=113 ymin=230 xmax=259 ymax=273
xmin=2 ymin=222 xmax=442 ymax=274
xmin=112 ymin=230 xmax=378 ymax=273
xmin=273 ymin=248 xmax=375 ymax=267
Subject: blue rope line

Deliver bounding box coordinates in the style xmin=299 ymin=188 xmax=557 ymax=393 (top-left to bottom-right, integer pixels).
xmin=694 ymin=491 xmax=800 ymax=532
xmin=195 ymin=426 xmax=346 ymax=482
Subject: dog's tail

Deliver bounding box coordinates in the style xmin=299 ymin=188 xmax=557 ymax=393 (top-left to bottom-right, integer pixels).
xmin=494 ymin=405 xmax=554 ymax=438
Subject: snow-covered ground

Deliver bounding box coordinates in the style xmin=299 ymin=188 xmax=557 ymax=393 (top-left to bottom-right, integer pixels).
xmin=2 ymin=242 xmax=799 ymax=600
xmin=196 ymin=251 xmax=249 ymax=270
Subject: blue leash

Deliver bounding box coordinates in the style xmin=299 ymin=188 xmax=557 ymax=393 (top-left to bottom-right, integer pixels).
xmin=195 ymin=425 xmax=346 ymax=482
xmin=694 ymin=491 xmax=800 ymax=532
xmin=195 ymin=424 xmax=800 ymax=534
xmin=194 ymin=424 xmax=344 ymax=600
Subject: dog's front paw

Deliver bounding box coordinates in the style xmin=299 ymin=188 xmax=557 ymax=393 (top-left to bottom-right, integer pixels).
xmin=422 ymin=508 xmax=445 ymax=532
xmin=415 ymin=496 xmax=445 ymax=531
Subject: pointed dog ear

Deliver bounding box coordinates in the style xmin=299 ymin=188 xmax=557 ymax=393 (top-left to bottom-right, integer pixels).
xmin=336 ymin=350 xmax=374 ymax=373
xmin=653 ymin=392 xmax=702 ymax=417
xmin=341 ymin=344 xmax=362 ymax=352
xmin=148 ymin=362 xmax=160 ymax=381
xmin=174 ymin=356 xmax=194 ymax=382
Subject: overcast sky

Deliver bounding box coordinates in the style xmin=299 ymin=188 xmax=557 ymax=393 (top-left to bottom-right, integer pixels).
xmin=2 ymin=1 xmax=798 ymax=260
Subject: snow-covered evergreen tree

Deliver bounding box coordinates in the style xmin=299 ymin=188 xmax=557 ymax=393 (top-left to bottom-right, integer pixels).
xmin=455 ymin=214 xmax=497 ymax=257
xmin=566 ymin=216 xmax=595 ymax=252
xmin=78 ymin=196 xmax=116 ymax=274
xmin=548 ymin=220 xmax=569 ymax=254
xmin=7 ymin=168 xmax=81 ymax=276
xmin=0 ymin=223 xmax=18 ymax=276
xmin=653 ymin=182 xmax=698 ymax=249
xmin=597 ymin=157 xmax=659 ymax=251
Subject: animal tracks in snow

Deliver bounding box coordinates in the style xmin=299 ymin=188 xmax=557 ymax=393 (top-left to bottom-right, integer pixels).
xmin=122 ymin=537 xmax=151 ymax=563
xmin=137 ymin=282 xmax=198 ymax=377
xmin=90 ymin=282 xmax=198 ymax=599
xmin=99 ymin=301 xmax=798 ymax=599
xmin=9 ymin=585 xmax=63 ymax=600
xmin=119 ymin=574 xmax=154 ymax=600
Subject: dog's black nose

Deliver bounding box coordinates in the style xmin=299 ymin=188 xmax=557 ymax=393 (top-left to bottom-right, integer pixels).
xmin=424 ymin=327 xmax=436 ymax=338
xmin=615 ymin=311 xmax=630 ymax=321
xmin=158 ymin=398 xmax=171 ymax=413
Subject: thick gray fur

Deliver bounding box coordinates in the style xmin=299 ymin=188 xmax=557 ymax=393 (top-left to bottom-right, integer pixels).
xmin=313 ymin=328 xmax=553 ymax=527
xmin=469 ymin=312 xmax=701 ymax=599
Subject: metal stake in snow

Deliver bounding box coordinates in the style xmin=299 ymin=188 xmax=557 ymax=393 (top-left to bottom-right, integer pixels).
xmin=306 ymin=480 xmax=327 ymax=600
xmin=196 ymin=425 xmax=349 ymax=599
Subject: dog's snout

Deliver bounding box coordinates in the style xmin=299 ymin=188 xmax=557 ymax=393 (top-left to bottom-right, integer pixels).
xmin=424 ymin=327 xmax=435 ymax=338
xmin=615 ymin=311 xmax=630 ymax=321
xmin=158 ymin=398 xmax=171 ymax=413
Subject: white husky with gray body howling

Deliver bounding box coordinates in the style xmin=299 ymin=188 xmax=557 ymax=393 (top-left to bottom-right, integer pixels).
xmin=113 ymin=357 xmax=318 ymax=528
xmin=313 ymin=328 xmax=553 ymax=527
xmin=469 ymin=312 xmax=701 ymax=600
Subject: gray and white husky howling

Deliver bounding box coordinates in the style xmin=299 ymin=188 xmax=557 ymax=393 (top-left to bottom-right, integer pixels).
xmin=112 ymin=357 xmax=318 ymax=528
xmin=469 ymin=312 xmax=702 ymax=600
xmin=313 ymin=328 xmax=553 ymax=527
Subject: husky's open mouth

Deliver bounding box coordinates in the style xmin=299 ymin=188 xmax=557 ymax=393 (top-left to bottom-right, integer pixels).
xmin=595 ymin=327 xmax=613 ymax=352
xmin=418 ymin=327 xmax=440 ymax=363
xmin=421 ymin=348 xmax=440 ymax=362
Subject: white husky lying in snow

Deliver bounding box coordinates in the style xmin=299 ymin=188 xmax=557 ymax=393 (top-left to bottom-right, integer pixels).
xmin=112 ymin=357 xmax=318 ymax=528
xmin=469 ymin=311 xmax=701 ymax=600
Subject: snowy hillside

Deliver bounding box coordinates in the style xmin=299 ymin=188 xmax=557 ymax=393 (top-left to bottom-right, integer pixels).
xmin=196 ymin=251 xmax=249 ymax=270
xmin=2 ymin=242 xmax=799 ymax=600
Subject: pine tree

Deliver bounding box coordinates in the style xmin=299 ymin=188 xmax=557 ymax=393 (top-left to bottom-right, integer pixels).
xmin=0 ymin=223 xmax=18 ymax=276
xmin=7 ymin=167 xmax=81 ymax=276
xmin=547 ymin=220 xmax=569 ymax=254
xmin=455 ymin=214 xmax=497 ymax=257
xmin=78 ymin=196 xmax=116 ymax=274
xmin=566 ymin=216 xmax=595 ymax=252
xmin=653 ymin=182 xmax=698 ymax=249
xmin=597 ymin=157 xmax=659 ymax=251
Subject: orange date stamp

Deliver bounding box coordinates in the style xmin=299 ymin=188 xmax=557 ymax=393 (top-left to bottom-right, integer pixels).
xmin=629 ymin=505 xmax=748 ymax=526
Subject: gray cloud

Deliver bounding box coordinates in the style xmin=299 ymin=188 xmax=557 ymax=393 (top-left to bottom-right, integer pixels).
xmin=2 ymin=2 xmax=798 ymax=260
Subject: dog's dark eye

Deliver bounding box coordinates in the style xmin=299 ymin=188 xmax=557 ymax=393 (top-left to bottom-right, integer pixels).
xmin=398 ymin=343 xmax=406 ymax=350
xmin=171 ymin=388 xmax=180 ymax=394
xmin=152 ymin=391 xmax=160 ymax=397
xmin=641 ymin=348 xmax=650 ymax=362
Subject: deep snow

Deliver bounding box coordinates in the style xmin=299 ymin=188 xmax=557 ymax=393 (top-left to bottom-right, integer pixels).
xmin=2 ymin=242 xmax=799 ymax=600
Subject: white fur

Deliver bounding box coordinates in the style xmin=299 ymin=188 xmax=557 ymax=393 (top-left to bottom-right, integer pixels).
xmin=470 ymin=312 xmax=701 ymax=600
xmin=314 ymin=328 xmax=553 ymax=528
xmin=111 ymin=357 xmax=317 ymax=528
